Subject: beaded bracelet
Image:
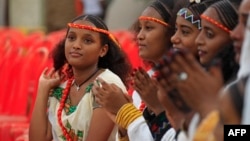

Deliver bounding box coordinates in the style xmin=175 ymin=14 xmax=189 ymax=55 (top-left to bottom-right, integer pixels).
xmin=116 ymin=103 xmax=142 ymax=129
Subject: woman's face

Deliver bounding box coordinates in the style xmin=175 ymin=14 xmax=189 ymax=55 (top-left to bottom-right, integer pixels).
xmin=196 ymin=8 xmax=232 ymax=65
xmin=171 ymin=16 xmax=200 ymax=57
xmin=230 ymin=0 xmax=250 ymax=63
xmin=137 ymin=7 xmax=171 ymax=63
xmin=65 ymin=20 xmax=107 ymax=68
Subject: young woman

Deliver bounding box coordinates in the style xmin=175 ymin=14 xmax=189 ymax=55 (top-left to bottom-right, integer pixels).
xmin=171 ymin=0 xmax=217 ymax=58
xmin=93 ymin=0 xmax=188 ymax=140
xmin=29 ymin=15 xmax=132 ymax=141
xmin=155 ymin=1 xmax=219 ymax=140
xmin=196 ymin=0 xmax=240 ymax=83
xmin=155 ymin=0 xmax=241 ymax=140
xmin=214 ymin=6 xmax=250 ymax=140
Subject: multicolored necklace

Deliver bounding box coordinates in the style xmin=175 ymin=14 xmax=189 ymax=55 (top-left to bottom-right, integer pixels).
xmin=57 ymin=78 xmax=73 ymax=141
xmin=57 ymin=69 xmax=99 ymax=140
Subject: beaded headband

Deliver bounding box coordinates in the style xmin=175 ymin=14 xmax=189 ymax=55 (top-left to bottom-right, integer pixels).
xmin=139 ymin=16 xmax=169 ymax=27
xmin=177 ymin=8 xmax=202 ymax=30
xmin=200 ymin=14 xmax=231 ymax=33
xmin=68 ymin=23 xmax=120 ymax=48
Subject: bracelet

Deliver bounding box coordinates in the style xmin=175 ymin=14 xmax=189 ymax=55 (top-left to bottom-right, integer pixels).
xmin=116 ymin=103 xmax=142 ymax=129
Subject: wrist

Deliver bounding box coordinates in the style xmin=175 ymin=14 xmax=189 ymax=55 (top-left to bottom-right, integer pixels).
xmin=115 ymin=103 xmax=142 ymax=129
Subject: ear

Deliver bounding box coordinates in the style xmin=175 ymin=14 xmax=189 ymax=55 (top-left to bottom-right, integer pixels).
xmin=100 ymin=44 xmax=108 ymax=57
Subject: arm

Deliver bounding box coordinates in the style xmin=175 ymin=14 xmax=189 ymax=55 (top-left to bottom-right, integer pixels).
xmin=116 ymin=103 xmax=154 ymax=141
xmin=92 ymin=78 xmax=155 ymax=141
xmin=29 ymin=68 xmax=61 ymax=141
xmin=85 ymin=107 xmax=115 ymax=141
xmin=29 ymin=85 xmax=52 ymax=141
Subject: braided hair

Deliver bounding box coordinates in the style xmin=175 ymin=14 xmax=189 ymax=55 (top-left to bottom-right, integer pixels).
xmin=187 ymin=0 xmax=220 ymax=25
xmin=204 ymin=0 xmax=241 ymax=84
xmin=132 ymin=0 xmax=188 ymax=38
xmin=210 ymin=0 xmax=241 ymax=30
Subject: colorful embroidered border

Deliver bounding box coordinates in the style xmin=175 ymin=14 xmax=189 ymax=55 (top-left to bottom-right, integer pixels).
xmin=139 ymin=16 xmax=169 ymax=27
xmin=200 ymin=14 xmax=231 ymax=34
xmin=177 ymin=8 xmax=202 ymax=30
xmin=68 ymin=23 xmax=120 ymax=48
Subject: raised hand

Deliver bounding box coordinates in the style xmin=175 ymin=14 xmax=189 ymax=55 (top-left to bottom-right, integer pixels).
xmin=157 ymin=50 xmax=224 ymax=118
xmin=131 ymin=67 xmax=164 ymax=115
xmin=38 ymin=67 xmax=63 ymax=94
xmin=92 ymin=77 xmax=131 ymax=115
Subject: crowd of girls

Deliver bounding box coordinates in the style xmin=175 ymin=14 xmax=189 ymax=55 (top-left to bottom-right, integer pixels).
xmin=29 ymin=0 xmax=250 ymax=141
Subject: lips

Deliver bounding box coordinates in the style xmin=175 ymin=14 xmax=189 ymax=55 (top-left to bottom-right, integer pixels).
xmin=69 ymin=52 xmax=82 ymax=57
xmin=198 ymin=49 xmax=207 ymax=57
xmin=138 ymin=43 xmax=146 ymax=49
xmin=173 ymin=46 xmax=183 ymax=51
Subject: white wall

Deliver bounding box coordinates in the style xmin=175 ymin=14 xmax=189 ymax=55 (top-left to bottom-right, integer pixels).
xmin=9 ymin=0 xmax=45 ymax=31
xmin=0 ymin=0 xmax=6 ymax=26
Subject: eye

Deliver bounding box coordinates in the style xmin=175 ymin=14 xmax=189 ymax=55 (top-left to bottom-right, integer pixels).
xmin=174 ymin=26 xmax=178 ymax=32
xmin=181 ymin=30 xmax=190 ymax=35
xmin=137 ymin=25 xmax=142 ymax=31
xmin=67 ymin=35 xmax=75 ymax=41
xmin=145 ymin=25 xmax=153 ymax=30
xmin=84 ymin=38 xmax=93 ymax=44
xmin=205 ymin=30 xmax=214 ymax=38
xmin=241 ymin=14 xmax=249 ymax=27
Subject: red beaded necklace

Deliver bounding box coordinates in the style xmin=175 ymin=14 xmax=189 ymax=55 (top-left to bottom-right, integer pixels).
xmin=57 ymin=78 xmax=73 ymax=141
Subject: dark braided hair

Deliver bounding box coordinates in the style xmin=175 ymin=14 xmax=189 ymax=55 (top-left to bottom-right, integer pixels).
xmin=132 ymin=0 xmax=188 ymax=38
xmin=51 ymin=15 xmax=132 ymax=88
xmin=210 ymin=0 xmax=241 ymax=30
xmin=203 ymin=0 xmax=241 ymax=84
xmin=187 ymin=0 xmax=220 ymax=25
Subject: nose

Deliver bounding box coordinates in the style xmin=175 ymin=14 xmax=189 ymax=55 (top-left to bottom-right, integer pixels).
xmin=171 ymin=32 xmax=180 ymax=45
xmin=72 ymin=39 xmax=82 ymax=49
xmin=137 ymin=29 xmax=145 ymax=41
xmin=195 ymin=31 xmax=204 ymax=47
xmin=230 ymin=24 xmax=242 ymax=42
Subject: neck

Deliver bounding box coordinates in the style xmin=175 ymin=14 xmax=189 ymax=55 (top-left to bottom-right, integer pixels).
xmin=73 ymin=68 xmax=99 ymax=91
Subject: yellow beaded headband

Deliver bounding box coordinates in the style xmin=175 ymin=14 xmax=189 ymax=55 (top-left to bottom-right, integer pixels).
xmin=200 ymin=14 xmax=231 ymax=33
xmin=139 ymin=16 xmax=169 ymax=27
xmin=68 ymin=23 xmax=120 ymax=48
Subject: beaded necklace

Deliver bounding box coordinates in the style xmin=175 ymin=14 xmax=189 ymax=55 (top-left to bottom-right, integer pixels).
xmin=57 ymin=78 xmax=73 ymax=141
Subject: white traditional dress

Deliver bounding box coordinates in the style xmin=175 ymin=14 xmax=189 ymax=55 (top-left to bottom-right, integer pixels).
xmin=48 ymin=69 xmax=127 ymax=141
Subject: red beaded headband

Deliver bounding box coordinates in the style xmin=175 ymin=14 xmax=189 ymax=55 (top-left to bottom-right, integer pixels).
xmin=139 ymin=16 xmax=169 ymax=27
xmin=200 ymin=14 xmax=231 ymax=34
xmin=68 ymin=23 xmax=120 ymax=48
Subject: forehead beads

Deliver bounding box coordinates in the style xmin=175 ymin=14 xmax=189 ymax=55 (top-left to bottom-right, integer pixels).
xmin=68 ymin=23 xmax=120 ymax=48
xmin=139 ymin=16 xmax=169 ymax=27
xmin=200 ymin=14 xmax=231 ymax=34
